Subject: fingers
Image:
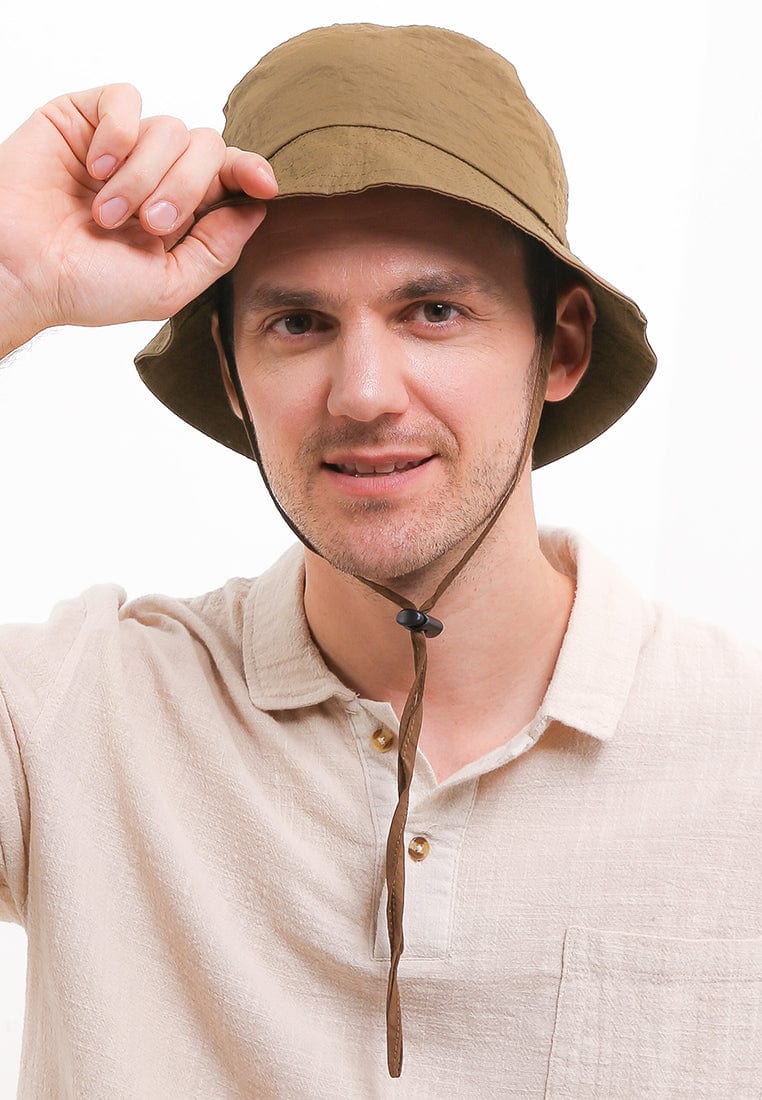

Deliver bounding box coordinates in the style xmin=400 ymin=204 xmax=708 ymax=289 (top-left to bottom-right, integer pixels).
xmin=215 ymin=146 xmax=278 ymax=203
xmin=93 ymin=115 xmax=199 ymax=229
xmin=82 ymin=84 xmax=143 ymax=179
xmin=91 ymin=122 xmax=278 ymax=234
xmin=41 ymin=84 xmax=143 ymax=177
xmin=156 ymin=202 xmax=268 ymax=317
xmin=43 ymin=83 xmax=278 ymax=232
xmin=4 ymin=81 xmax=278 ymax=333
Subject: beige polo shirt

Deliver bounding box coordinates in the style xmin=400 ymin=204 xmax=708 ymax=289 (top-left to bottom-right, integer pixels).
xmin=1 ymin=529 xmax=761 ymax=1099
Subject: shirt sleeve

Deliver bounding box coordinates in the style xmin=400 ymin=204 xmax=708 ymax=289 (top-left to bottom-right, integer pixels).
xmin=0 ymin=680 xmax=29 ymax=924
xmin=0 ymin=591 xmax=100 ymax=925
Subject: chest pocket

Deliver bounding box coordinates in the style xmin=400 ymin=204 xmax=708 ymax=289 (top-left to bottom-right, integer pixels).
xmin=545 ymin=926 xmax=762 ymax=1099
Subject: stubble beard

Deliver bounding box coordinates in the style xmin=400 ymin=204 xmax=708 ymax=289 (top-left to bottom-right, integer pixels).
xmin=258 ymin=416 xmax=529 ymax=590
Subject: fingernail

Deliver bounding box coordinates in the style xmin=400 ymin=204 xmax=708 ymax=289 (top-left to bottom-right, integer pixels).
xmin=254 ymin=162 xmax=277 ymax=190
xmin=145 ymin=201 xmax=179 ymax=232
xmin=91 ymin=154 xmax=117 ymax=179
xmin=99 ymin=196 xmax=129 ymax=227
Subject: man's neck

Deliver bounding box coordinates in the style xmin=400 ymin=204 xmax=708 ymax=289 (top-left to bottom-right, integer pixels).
xmin=302 ymin=493 xmax=575 ymax=780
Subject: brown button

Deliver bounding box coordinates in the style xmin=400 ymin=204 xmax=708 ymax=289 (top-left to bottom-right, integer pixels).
xmin=371 ymin=727 xmax=395 ymax=753
xmin=408 ymin=836 xmax=430 ymax=862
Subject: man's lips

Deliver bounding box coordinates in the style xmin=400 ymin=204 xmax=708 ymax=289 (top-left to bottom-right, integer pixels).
xmin=323 ymin=455 xmax=434 ymax=477
xmin=328 ymin=457 xmax=432 ymax=477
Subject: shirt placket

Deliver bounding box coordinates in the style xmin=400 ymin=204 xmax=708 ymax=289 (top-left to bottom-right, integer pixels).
xmin=348 ymin=699 xmax=478 ymax=960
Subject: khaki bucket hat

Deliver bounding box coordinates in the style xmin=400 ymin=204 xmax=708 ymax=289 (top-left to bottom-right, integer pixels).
xmin=135 ymin=22 xmax=656 ymax=469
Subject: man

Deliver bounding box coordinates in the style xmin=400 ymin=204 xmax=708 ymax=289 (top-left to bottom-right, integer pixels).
xmin=1 ymin=22 xmax=760 ymax=1099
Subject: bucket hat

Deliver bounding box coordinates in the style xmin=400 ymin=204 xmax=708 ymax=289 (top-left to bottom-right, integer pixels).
xmin=135 ymin=22 xmax=656 ymax=469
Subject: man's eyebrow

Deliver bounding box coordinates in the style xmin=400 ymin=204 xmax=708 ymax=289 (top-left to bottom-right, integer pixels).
xmin=236 ymin=271 xmax=505 ymax=315
xmin=237 ymin=285 xmax=331 ymax=314
xmin=384 ymin=272 xmax=505 ymax=303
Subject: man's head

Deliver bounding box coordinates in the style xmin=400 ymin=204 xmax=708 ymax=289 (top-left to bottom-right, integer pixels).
xmin=212 ymin=186 xmax=595 ymax=583
xmin=136 ymin=22 xmax=655 ymax=473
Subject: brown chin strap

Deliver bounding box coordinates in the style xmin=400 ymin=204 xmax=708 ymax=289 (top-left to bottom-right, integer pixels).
xmin=218 ymin=275 xmax=555 ymax=1078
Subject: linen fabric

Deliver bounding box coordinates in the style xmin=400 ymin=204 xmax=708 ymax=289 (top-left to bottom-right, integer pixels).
xmin=1 ymin=529 xmax=761 ymax=1098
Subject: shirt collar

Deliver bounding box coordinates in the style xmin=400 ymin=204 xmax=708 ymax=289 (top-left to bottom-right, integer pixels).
xmin=243 ymin=543 xmax=357 ymax=710
xmin=538 ymin=528 xmax=645 ymax=741
xmin=243 ymin=530 xmax=645 ymax=741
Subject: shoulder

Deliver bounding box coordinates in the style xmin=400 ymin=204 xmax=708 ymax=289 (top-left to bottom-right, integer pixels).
xmin=541 ymin=527 xmax=761 ymax=742
xmin=0 ymin=546 xmax=307 ymax=740
xmin=644 ymin=600 xmax=761 ymax=675
xmin=0 ymin=577 xmax=258 ymax=741
xmin=0 ymin=575 xmax=256 ymax=660
xmin=119 ymin=577 xmax=256 ymax=657
xmin=637 ymin=600 xmax=762 ymax=719
xmin=546 ymin=525 xmax=760 ymax=697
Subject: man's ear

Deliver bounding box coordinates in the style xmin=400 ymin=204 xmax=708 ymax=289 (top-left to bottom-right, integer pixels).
xmin=545 ymin=283 xmax=596 ymax=402
xmin=211 ymin=310 xmax=243 ymax=419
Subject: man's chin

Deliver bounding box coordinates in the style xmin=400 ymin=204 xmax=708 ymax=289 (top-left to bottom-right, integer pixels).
xmin=307 ymin=529 xmax=469 ymax=594
xmin=280 ymin=479 xmax=507 ymax=591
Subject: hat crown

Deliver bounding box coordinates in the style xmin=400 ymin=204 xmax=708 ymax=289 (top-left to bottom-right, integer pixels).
xmin=223 ymin=23 xmax=569 ymax=246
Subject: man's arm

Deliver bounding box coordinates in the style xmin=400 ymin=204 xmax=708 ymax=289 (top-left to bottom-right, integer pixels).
xmin=0 ymin=83 xmax=277 ymax=357
xmin=0 ymin=79 xmax=277 ymax=914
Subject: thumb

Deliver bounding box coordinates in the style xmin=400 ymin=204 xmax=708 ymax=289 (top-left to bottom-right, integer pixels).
xmin=161 ymin=201 xmax=267 ymax=314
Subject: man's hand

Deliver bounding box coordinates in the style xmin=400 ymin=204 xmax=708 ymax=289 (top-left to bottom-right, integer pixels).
xmin=0 ymin=83 xmax=277 ymax=353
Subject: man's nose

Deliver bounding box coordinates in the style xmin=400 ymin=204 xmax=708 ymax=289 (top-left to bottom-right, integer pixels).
xmin=326 ymin=323 xmax=410 ymax=422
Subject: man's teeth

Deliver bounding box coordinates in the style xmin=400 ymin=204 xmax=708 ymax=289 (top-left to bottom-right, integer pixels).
xmin=337 ymin=459 xmax=424 ymax=476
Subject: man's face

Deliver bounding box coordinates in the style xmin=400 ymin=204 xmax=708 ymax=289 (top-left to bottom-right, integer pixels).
xmin=227 ymin=188 xmax=540 ymax=585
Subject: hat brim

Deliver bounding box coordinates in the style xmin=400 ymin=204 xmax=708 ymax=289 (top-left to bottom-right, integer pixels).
xmin=135 ymin=126 xmax=656 ymax=469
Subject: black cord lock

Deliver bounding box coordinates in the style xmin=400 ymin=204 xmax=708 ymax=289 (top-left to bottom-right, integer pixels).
xmin=395 ymin=608 xmax=444 ymax=639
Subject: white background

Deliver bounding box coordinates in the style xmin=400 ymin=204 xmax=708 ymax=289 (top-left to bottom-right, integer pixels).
xmin=1 ymin=0 xmax=760 ymax=1093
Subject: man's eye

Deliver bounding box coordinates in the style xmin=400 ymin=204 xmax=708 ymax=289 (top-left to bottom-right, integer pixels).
xmin=274 ymin=313 xmax=315 ymax=335
xmin=420 ymin=302 xmax=457 ymax=324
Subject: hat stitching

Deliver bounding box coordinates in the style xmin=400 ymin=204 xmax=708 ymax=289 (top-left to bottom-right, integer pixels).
xmin=265 ymin=124 xmax=565 ymax=247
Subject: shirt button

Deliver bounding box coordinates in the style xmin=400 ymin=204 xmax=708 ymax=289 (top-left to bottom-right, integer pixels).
xmin=408 ymin=836 xmax=430 ymax=861
xmin=371 ymin=727 xmax=395 ymax=752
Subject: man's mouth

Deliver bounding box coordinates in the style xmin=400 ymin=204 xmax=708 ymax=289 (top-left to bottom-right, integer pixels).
xmin=328 ymin=458 xmax=431 ymax=477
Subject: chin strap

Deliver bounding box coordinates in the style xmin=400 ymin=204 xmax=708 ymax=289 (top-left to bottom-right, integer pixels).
xmin=218 ymin=275 xmax=555 ymax=1077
